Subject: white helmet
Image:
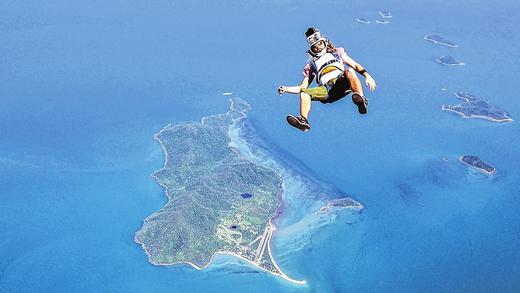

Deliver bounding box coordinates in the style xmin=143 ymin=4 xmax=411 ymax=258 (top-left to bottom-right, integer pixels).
xmin=305 ymin=28 xmax=328 ymax=57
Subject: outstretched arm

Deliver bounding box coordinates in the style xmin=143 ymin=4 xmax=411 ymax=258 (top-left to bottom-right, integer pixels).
xmin=278 ymin=76 xmax=311 ymax=95
xmin=341 ymin=52 xmax=377 ymax=91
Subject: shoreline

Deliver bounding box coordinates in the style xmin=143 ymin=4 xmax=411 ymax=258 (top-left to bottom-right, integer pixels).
xmin=441 ymin=106 xmax=513 ymax=123
xmin=151 ymin=123 xmax=174 ymax=202
xmin=423 ymin=35 xmax=458 ymax=47
xmin=458 ymin=156 xmax=496 ymax=175
xmin=356 ymin=18 xmax=370 ymax=24
xmin=135 ymin=234 xmax=305 ymax=286
xmin=227 ymin=98 xmax=306 ymax=284
xmin=135 ymin=221 xmax=306 ymax=285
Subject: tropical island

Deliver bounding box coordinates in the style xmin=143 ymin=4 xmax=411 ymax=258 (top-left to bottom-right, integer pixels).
xmin=356 ymin=17 xmax=370 ymax=24
xmin=442 ymin=92 xmax=513 ymax=122
xmin=459 ymin=155 xmax=496 ymax=174
xmin=436 ymin=55 xmax=465 ymax=66
xmin=317 ymin=198 xmax=363 ymax=214
xmin=379 ymin=11 xmax=392 ymax=18
xmin=134 ymin=98 xmax=312 ymax=284
xmin=424 ymin=34 xmax=458 ymax=47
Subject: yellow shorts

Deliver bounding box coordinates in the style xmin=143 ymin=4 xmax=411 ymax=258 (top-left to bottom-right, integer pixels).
xmin=301 ymin=86 xmax=329 ymax=101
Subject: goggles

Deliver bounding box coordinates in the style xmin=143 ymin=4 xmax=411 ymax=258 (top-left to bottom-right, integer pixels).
xmin=307 ymin=31 xmax=325 ymax=46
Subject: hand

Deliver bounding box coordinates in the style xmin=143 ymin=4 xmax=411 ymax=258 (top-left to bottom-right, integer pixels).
xmin=365 ymin=76 xmax=376 ymax=91
xmin=277 ymin=86 xmax=287 ymax=95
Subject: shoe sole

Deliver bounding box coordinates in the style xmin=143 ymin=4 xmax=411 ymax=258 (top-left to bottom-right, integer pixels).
xmin=352 ymin=93 xmax=368 ymax=114
xmin=287 ymin=115 xmax=310 ymax=132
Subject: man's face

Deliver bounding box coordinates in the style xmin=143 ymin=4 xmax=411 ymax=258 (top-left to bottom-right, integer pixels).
xmin=311 ymin=40 xmax=326 ymax=53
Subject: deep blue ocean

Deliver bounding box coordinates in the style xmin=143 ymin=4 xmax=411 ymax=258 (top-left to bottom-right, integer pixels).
xmin=1 ymin=0 xmax=520 ymax=292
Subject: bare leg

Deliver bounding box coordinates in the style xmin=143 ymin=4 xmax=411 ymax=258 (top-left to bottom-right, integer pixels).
xmin=299 ymin=91 xmax=312 ymax=119
xmin=346 ymin=69 xmax=364 ymax=96
xmin=346 ymin=68 xmax=368 ymax=114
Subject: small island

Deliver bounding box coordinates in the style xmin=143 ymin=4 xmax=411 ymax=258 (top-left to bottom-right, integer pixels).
xmin=376 ymin=20 xmax=390 ymax=24
xmin=379 ymin=11 xmax=392 ymax=18
xmin=316 ymin=197 xmax=363 ymax=214
xmin=424 ymin=34 xmax=458 ymax=47
xmin=459 ymin=155 xmax=496 ymax=174
xmin=442 ymin=92 xmax=513 ymax=122
xmin=356 ymin=17 xmax=370 ymax=24
xmin=436 ymin=55 xmax=465 ymax=66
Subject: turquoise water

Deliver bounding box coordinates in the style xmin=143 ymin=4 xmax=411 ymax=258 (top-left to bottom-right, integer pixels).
xmin=1 ymin=0 xmax=520 ymax=292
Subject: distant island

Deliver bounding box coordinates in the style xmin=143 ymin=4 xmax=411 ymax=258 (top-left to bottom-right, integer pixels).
xmin=436 ymin=55 xmax=465 ymax=66
xmin=379 ymin=11 xmax=392 ymax=18
xmin=442 ymin=92 xmax=513 ymax=122
xmin=424 ymin=34 xmax=458 ymax=47
xmin=459 ymin=156 xmax=496 ymax=174
xmin=316 ymin=198 xmax=363 ymax=214
xmin=356 ymin=17 xmax=370 ymax=24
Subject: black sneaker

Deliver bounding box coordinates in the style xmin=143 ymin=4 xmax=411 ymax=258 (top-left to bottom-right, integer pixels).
xmin=352 ymin=92 xmax=368 ymax=114
xmin=286 ymin=115 xmax=311 ymax=132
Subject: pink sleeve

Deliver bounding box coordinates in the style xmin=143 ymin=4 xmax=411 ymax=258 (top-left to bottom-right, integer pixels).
xmin=337 ymin=47 xmax=348 ymax=63
xmin=337 ymin=47 xmax=351 ymax=70
xmin=302 ymin=63 xmax=311 ymax=77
